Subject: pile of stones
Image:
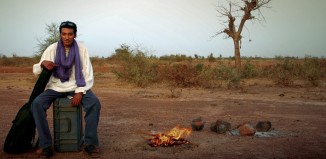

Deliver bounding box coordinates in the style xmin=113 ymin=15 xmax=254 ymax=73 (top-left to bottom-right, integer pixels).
xmin=191 ymin=117 xmax=272 ymax=136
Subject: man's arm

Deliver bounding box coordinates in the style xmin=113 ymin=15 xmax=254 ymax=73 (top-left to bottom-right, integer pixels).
xmin=71 ymin=92 xmax=83 ymax=106
xmin=33 ymin=43 xmax=57 ymax=75
xmin=41 ymin=60 xmax=57 ymax=71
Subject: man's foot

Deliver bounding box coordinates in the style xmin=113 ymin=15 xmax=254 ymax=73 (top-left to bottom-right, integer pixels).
xmin=36 ymin=146 xmax=53 ymax=158
xmin=84 ymin=145 xmax=100 ymax=158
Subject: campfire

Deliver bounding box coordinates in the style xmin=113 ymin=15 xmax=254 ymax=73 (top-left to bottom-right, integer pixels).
xmin=148 ymin=125 xmax=192 ymax=147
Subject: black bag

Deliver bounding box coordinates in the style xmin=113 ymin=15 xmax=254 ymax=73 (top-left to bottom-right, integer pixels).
xmin=3 ymin=68 xmax=52 ymax=154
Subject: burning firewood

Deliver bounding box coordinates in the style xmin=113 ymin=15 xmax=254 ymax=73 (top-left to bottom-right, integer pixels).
xmin=146 ymin=125 xmax=192 ymax=147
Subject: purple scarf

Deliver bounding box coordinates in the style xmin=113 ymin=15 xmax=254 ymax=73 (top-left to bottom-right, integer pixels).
xmin=53 ymin=39 xmax=86 ymax=87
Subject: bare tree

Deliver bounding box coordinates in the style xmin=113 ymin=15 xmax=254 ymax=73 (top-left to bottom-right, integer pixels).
xmin=213 ymin=0 xmax=272 ymax=74
xmin=35 ymin=22 xmax=60 ymax=58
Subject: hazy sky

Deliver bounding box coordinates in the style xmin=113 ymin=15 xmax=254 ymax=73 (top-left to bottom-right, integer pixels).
xmin=0 ymin=0 xmax=325 ymax=58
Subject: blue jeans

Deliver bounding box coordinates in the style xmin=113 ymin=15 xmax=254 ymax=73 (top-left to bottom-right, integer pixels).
xmin=31 ymin=89 xmax=101 ymax=149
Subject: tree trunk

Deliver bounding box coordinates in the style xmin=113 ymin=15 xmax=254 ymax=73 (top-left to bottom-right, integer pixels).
xmin=233 ymin=39 xmax=241 ymax=75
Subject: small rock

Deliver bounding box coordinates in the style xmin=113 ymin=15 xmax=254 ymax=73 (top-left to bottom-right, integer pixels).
xmin=216 ymin=120 xmax=231 ymax=134
xmin=210 ymin=122 xmax=217 ymax=132
xmin=191 ymin=117 xmax=205 ymax=131
xmin=255 ymin=121 xmax=272 ymax=132
xmin=237 ymin=122 xmax=256 ymax=136
xmin=210 ymin=119 xmax=231 ymax=134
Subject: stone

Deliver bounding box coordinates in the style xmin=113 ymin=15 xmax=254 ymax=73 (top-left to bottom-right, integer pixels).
xmin=210 ymin=122 xmax=217 ymax=132
xmin=191 ymin=117 xmax=205 ymax=131
xmin=216 ymin=120 xmax=231 ymax=134
xmin=256 ymin=121 xmax=272 ymax=132
xmin=237 ymin=122 xmax=256 ymax=136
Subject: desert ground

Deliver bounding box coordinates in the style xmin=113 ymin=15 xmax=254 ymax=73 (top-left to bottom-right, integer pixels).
xmin=0 ymin=66 xmax=325 ymax=159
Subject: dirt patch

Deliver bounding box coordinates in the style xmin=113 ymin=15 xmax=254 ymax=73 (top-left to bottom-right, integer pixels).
xmin=0 ymin=68 xmax=325 ymax=159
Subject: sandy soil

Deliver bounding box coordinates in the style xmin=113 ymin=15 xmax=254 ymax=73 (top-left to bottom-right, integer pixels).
xmin=0 ymin=67 xmax=325 ymax=159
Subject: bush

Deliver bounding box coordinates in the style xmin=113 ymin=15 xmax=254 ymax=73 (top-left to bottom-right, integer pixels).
xmin=196 ymin=64 xmax=221 ymax=88
xmin=241 ymin=60 xmax=258 ymax=78
xmin=214 ymin=63 xmax=240 ymax=88
xmin=165 ymin=63 xmax=199 ymax=87
xmin=112 ymin=45 xmax=160 ymax=87
xmin=300 ymin=57 xmax=322 ymax=86
xmin=271 ymin=57 xmax=296 ymax=87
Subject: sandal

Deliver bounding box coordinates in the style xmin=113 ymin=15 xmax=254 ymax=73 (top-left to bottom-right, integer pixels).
xmin=84 ymin=145 xmax=100 ymax=158
xmin=36 ymin=146 xmax=53 ymax=158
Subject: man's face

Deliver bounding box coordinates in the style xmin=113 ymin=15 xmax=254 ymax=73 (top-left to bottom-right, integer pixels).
xmin=60 ymin=28 xmax=75 ymax=47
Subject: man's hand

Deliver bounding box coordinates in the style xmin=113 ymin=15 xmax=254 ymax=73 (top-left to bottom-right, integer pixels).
xmin=71 ymin=92 xmax=83 ymax=106
xmin=41 ymin=60 xmax=57 ymax=71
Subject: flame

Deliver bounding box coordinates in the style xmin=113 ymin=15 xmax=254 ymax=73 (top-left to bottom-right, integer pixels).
xmin=148 ymin=125 xmax=192 ymax=147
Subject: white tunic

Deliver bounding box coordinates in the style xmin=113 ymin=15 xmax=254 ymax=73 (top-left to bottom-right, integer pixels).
xmin=33 ymin=42 xmax=94 ymax=94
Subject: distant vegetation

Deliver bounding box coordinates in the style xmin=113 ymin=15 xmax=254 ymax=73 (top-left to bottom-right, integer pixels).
xmin=108 ymin=45 xmax=325 ymax=88
xmin=0 ymin=54 xmax=38 ymax=67
xmin=1 ymin=44 xmax=325 ymax=88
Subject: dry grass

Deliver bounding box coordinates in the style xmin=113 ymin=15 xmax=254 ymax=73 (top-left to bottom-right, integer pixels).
xmin=1 ymin=55 xmax=325 ymax=88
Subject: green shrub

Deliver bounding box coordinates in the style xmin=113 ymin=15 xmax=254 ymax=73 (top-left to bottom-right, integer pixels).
xmin=241 ymin=60 xmax=258 ymax=78
xmin=300 ymin=57 xmax=322 ymax=86
xmin=112 ymin=45 xmax=160 ymax=87
xmin=197 ymin=64 xmax=221 ymax=88
xmin=271 ymin=58 xmax=296 ymax=87
xmin=214 ymin=64 xmax=240 ymax=88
